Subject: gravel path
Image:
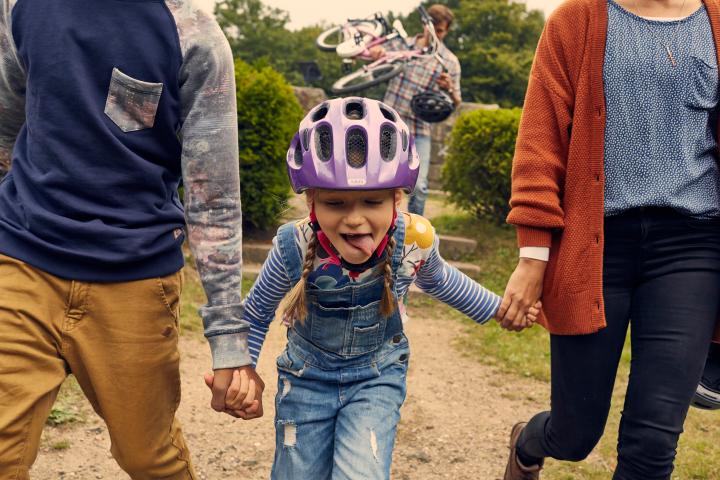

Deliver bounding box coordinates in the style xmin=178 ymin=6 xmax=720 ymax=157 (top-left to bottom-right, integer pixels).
xmin=31 ymin=309 xmax=549 ymax=479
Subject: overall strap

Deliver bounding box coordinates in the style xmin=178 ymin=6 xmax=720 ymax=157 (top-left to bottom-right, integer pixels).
xmin=391 ymin=213 xmax=406 ymax=270
xmin=275 ymin=221 xmax=304 ymax=285
xmin=390 ymin=213 xmax=406 ymax=293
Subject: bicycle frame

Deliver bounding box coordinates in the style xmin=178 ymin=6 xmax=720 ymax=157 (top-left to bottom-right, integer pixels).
xmin=327 ymin=5 xmax=445 ymax=94
xmin=349 ymin=7 xmax=440 ymax=62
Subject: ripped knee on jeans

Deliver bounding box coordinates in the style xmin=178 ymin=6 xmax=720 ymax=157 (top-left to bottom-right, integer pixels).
xmin=278 ymin=421 xmax=297 ymax=448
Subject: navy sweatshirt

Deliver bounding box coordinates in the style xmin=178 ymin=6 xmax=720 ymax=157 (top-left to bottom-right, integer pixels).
xmin=0 ymin=0 xmax=252 ymax=369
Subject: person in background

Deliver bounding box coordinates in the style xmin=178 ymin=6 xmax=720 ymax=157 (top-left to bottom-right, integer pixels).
xmin=371 ymin=4 xmax=462 ymax=216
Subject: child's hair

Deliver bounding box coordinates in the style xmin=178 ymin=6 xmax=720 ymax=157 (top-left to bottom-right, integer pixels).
xmin=278 ymin=228 xmax=397 ymax=326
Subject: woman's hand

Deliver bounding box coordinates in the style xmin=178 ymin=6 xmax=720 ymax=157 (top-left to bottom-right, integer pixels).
xmin=496 ymin=258 xmax=547 ymax=331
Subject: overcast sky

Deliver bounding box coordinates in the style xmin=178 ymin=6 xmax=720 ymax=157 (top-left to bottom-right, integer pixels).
xmin=196 ymin=0 xmax=564 ymax=29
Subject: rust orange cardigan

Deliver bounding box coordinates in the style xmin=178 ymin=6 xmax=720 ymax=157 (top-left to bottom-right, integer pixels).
xmin=507 ymin=0 xmax=720 ymax=341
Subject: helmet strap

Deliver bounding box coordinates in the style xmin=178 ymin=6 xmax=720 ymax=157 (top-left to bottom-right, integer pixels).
xmin=309 ymin=204 xmax=397 ymax=273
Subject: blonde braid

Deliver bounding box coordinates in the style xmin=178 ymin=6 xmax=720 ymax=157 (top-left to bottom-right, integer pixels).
xmin=379 ymin=236 xmax=397 ymax=317
xmin=278 ymin=233 xmax=318 ymax=326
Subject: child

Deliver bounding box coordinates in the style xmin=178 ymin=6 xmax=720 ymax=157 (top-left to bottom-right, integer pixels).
xmin=235 ymin=98 xmax=538 ymax=479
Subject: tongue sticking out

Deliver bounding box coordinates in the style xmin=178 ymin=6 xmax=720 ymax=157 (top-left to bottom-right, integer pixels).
xmin=345 ymin=234 xmax=376 ymax=256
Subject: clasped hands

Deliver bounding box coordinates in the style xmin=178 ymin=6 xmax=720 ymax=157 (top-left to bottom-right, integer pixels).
xmin=495 ymin=257 xmax=547 ymax=332
xmin=204 ymin=365 xmax=265 ymax=420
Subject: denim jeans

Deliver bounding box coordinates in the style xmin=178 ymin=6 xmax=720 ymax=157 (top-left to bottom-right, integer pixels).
xmin=407 ymin=135 xmax=432 ymax=216
xmin=271 ymin=329 xmax=409 ymax=480
xmin=516 ymin=208 xmax=720 ymax=479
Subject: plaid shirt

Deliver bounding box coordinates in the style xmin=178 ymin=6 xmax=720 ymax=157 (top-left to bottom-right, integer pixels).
xmin=383 ymin=36 xmax=461 ymax=138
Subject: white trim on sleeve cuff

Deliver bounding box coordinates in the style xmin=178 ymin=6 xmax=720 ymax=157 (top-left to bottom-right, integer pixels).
xmin=519 ymin=247 xmax=550 ymax=262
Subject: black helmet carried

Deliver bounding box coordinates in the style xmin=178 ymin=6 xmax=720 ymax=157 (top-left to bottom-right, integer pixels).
xmin=410 ymin=90 xmax=455 ymax=123
xmin=692 ymin=342 xmax=720 ymax=410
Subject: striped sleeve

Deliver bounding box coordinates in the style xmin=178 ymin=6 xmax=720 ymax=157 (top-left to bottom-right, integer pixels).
xmin=414 ymin=236 xmax=501 ymax=324
xmin=243 ymin=237 xmax=293 ymax=365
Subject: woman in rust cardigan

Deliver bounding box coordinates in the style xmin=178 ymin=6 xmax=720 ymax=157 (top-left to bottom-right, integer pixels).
xmin=498 ymin=0 xmax=720 ymax=478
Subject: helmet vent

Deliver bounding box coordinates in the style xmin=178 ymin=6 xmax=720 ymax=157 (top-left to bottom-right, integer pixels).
xmin=380 ymin=125 xmax=397 ymax=161
xmin=301 ymin=129 xmax=310 ymax=151
xmin=315 ymin=124 xmax=333 ymax=162
xmin=379 ymin=106 xmax=396 ymax=122
xmin=312 ymin=104 xmax=329 ymax=122
xmin=346 ymin=128 xmax=367 ymax=169
xmin=401 ymin=130 xmax=408 ymax=152
xmin=345 ymin=101 xmax=365 ymax=120
xmin=293 ymin=145 xmax=303 ymax=166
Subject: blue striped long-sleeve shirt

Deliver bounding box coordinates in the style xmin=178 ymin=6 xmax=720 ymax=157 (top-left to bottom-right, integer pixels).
xmin=244 ymin=213 xmax=501 ymax=364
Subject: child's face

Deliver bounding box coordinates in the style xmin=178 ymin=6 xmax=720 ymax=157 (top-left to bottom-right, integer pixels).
xmin=310 ymin=189 xmax=401 ymax=265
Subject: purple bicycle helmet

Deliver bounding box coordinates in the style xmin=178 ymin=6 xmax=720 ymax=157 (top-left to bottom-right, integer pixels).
xmin=286 ymin=97 xmax=420 ymax=193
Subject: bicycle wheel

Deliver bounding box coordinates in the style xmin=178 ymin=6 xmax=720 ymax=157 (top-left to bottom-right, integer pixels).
xmin=331 ymin=61 xmax=404 ymax=94
xmin=316 ymin=21 xmax=380 ymax=52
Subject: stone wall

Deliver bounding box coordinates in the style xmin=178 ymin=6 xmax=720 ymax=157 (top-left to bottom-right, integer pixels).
xmin=292 ymin=87 xmax=499 ymax=190
xmin=293 ymin=86 xmax=327 ymax=113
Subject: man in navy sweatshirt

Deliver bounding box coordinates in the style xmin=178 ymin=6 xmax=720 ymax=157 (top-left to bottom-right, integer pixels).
xmin=0 ymin=1 xmax=260 ymax=477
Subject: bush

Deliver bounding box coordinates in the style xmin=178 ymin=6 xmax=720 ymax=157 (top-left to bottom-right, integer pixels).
xmin=442 ymin=108 xmax=521 ymax=224
xmin=235 ymin=59 xmax=304 ymax=230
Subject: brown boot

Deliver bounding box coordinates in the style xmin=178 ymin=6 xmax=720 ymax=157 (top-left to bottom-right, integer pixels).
xmin=503 ymin=422 xmax=543 ymax=480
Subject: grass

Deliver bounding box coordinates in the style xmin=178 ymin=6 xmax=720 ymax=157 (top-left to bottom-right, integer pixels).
xmin=50 ymin=440 xmax=71 ymax=450
xmin=46 ymin=376 xmax=85 ymax=427
xmin=425 ymin=210 xmax=720 ymax=479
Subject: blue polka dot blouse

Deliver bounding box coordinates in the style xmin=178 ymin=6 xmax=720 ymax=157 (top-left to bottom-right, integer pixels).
xmin=604 ymin=0 xmax=720 ymax=218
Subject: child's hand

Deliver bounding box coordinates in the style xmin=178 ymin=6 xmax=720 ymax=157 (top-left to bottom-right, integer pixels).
xmin=526 ymin=300 xmax=542 ymax=325
xmin=204 ymin=366 xmax=265 ymax=420
xmin=225 ymin=368 xmax=265 ymax=419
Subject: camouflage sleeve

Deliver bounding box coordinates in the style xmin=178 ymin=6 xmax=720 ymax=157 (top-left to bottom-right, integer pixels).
xmin=170 ymin=1 xmax=250 ymax=369
xmin=0 ymin=0 xmax=25 ymax=179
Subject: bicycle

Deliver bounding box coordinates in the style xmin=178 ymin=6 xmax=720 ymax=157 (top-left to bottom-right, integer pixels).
xmin=316 ymin=6 xmax=441 ymax=95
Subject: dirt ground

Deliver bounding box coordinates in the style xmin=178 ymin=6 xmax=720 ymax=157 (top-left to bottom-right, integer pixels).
xmin=31 ymin=308 xmax=550 ymax=480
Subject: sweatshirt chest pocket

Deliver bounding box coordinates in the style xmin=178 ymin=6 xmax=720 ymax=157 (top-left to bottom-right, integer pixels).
xmin=104 ymin=67 xmax=163 ymax=133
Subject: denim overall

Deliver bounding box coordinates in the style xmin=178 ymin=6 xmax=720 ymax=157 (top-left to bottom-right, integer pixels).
xmin=270 ymin=215 xmax=410 ymax=480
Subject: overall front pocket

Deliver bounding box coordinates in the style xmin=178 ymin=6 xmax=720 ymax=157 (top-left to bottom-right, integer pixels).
xmin=104 ymin=67 xmax=163 ymax=132
xmin=308 ymin=299 xmax=386 ymax=356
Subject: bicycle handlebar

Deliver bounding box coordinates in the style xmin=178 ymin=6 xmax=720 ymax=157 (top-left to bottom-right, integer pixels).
xmin=416 ymin=4 xmax=440 ymax=55
xmin=418 ymin=5 xmax=429 ymax=17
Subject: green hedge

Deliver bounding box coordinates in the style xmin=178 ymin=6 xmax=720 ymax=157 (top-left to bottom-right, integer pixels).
xmin=442 ymin=108 xmax=522 ymax=224
xmin=235 ymin=59 xmax=304 ymax=230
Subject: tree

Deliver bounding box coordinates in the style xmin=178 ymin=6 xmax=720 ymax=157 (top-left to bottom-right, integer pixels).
xmin=234 ymin=60 xmax=304 ymax=230
xmin=216 ymin=0 xmax=545 ymax=107
xmin=215 ymin=0 xmax=292 ymax=62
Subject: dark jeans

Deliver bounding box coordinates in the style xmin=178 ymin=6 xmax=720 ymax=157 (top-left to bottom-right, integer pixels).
xmin=517 ymin=208 xmax=720 ymax=480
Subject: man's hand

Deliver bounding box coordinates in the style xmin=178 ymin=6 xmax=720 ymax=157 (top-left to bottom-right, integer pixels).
xmin=437 ymin=72 xmax=453 ymax=91
xmin=496 ymin=258 xmax=547 ymax=331
xmin=204 ymin=365 xmax=265 ymax=420
xmin=368 ymin=46 xmax=385 ymax=61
